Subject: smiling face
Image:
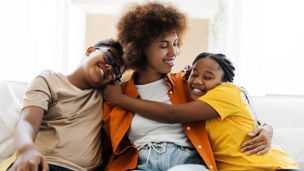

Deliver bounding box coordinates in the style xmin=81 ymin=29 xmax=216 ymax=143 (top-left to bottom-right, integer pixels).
xmin=188 ymin=57 xmax=225 ymax=100
xmin=83 ymin=46 xmax=122 ymax=88
xmin=143 ymin=32 xmax=178 ymax=76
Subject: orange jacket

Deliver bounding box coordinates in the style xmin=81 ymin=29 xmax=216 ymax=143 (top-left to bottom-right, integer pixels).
xmin=102 ymin=72 xmax=217 ymax=171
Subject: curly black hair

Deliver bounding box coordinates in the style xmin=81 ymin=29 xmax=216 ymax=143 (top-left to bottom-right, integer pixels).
xmin=117 ymin=2 xmax=187 ymax=70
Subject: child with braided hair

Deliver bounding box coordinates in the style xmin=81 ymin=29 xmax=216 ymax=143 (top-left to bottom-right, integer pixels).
xmin=104 ymin=52 xmax=298 ymax=170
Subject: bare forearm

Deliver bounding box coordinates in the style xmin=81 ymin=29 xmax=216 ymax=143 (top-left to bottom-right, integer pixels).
xmin=14 ymin=106 xmax=44 ymax=152
xmin=104 ymin=83 xmax=218 ymax=122
xmin=14 ymin=120 xmax=37 ymax=152
xmin=113 ymin=95 xmax=218 ymax=123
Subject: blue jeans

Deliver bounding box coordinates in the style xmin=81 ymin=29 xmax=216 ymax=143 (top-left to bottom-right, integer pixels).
xmin=129 ymin=142 xmax=208 ymax=171
xmin=7 ymin=163 xmax=72 ymax=171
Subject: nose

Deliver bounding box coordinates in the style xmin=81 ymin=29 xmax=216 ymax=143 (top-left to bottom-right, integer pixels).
xmin=168 ymin=44 xmax=177 ymax=57
xmin=193 ymin=77 xmax=203 ymax=85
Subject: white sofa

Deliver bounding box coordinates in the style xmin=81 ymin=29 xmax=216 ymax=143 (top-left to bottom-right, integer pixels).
xmin=0 ymin=80 xmax=303 ymax=169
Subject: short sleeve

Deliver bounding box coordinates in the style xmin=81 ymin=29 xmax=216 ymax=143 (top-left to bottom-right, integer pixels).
xmin=22 ymin=73 xmax=52 ymax=111
xmin=198 ymin=83 xmax=241 ymax=120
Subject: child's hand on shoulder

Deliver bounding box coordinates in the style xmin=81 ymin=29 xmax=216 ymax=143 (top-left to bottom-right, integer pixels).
xmin=181 ymin=65 xmax=192 ymax=81
xmin=103 ymin=81 xmax=123 ymax=104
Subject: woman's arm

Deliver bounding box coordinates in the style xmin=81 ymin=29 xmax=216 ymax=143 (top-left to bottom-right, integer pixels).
xmin=103 ymin=83 xmax=219 ymax=123
xmin=241 ymin=123 xmax=273 ymax=155
xmin=11 ymin=106 xmax=49 ymax=171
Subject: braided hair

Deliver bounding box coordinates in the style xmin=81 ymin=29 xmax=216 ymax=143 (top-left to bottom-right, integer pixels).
xmin=192 ymin=52 xmax=235 ymax=82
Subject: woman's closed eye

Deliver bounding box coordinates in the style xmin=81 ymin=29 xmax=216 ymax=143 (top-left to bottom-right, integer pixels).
xmin=160 ymin=43 xmax=168 ymax=48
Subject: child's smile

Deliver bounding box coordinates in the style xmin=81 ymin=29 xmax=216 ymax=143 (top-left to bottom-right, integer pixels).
xmin=188 ymin=57 xmax=224 ymax=100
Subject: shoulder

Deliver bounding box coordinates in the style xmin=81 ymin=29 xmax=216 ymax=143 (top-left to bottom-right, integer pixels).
xmin=167 ymin=72 xmax=187 ymax=86
xmin=38 ymin=70 xmax=62 ymax=79
xmin=168 ymin=72 xmax=185 ymax=81
xmin=202 ymin=83 xmax=240 ymax=100
xmin=32 ymin=70 xmax=62 ymax=82
xmin=199 ymin=83 xmax=242 ymax=119
xmin=28 ymin=70 xmax=65 ymax=90
xmin=214 ymin=83 xmax=239 ymax=93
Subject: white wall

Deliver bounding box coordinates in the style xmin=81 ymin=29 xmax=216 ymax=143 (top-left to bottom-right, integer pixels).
xmin=0 ymin=0 xmax=86 ymax=82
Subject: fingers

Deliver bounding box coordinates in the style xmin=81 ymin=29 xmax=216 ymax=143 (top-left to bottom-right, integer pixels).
xmin=241 ymin=135 xmax=261 ymax=148
xmin=182 ymin=65 xmax=191 ymax=72
xmin=247 ymin=127 xmax=262 ymax=137
xmin=245 ymin=144 xmax=267 ymax=155
xmin=10 ymin=155 xmax=49 ymax=171
xmin=29 ymin=159 xmax=39 ymax=171
xmin=12 ymin=166 xmax=30 ymax=171
xmin=41 ymin=157 xmax=49 ymax=171
xmin=11 ymin=160 xmax=38 ymax=171
xmin=256 ymin=146 xmax=270 ymax=155
xmin=241 ymin=140 xmax=264 ymax=152
xmin=241 ymin=127 xmax=272 ymax=155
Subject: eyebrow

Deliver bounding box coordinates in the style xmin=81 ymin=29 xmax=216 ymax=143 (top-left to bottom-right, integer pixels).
xmin=159 ymin=40 xmax=169 ymax=43
xmin=205 ymin=71 xmax=214 ymax=74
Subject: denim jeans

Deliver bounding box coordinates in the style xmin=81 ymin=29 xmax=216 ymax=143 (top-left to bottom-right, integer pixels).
xmin=7 ymin=163 xmax=72 ymax=171
xmin=129 ymin=142 xmax=208 ymax=171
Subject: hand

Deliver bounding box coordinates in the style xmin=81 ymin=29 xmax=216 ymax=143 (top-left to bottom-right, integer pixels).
xmin=181 ymin=65 xmax=191 ymax=72
xmin=182 ymin=65 xmax=192 ymax=81
xmin=241 ymin=123 xmax=273 ymax=155
xmin=103 ymin=81 xmax=123 ymax=104
xmin=11 ymin=146 xmax=49 ymax=171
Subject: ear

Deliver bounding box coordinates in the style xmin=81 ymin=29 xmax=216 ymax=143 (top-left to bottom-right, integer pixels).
xmin=86 ymin=46 xmax=96 ymax=56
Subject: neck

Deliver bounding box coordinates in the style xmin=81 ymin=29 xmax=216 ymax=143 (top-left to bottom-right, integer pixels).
xmin=67 ymin=68 xmax=89 ymax=90
xmin=134 ymin=69 xmax=165 ymax=85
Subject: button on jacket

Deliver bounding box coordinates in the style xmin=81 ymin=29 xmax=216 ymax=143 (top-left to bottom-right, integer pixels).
xmin=102 ymin=72 xmax=217 ymax=171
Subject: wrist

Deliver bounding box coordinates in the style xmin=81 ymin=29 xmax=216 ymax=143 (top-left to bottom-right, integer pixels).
xmin=113 ymin=94 xmax=125 ymax=105
xmin=18 ymin=144 xmax=36 ymax=154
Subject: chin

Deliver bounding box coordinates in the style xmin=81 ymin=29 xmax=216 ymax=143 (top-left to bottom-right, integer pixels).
xmin=190 ymin=92 xmax=205 ymax=100
xmin=190 ymin=94 xmax=200 ymax=100
xmin=161 ymin=68 xmax=172 ymax=74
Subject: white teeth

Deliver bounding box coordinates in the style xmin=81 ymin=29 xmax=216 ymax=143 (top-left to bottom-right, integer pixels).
xmin=193 ymin=88 xmax=201 ymax=92
xmin=193 ymin=88 xmax=202 ymax=93
xmin=164 ymin=59 xmax=175 ymax=65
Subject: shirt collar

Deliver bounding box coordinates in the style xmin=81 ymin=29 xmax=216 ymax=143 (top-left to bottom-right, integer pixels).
xmin=163 ymin=73 xmax=175 ymax=90
xmin=124 ymin=72 xmax=177 ymax=97
xmin=124 ymin=73 xmax=140 ymax=98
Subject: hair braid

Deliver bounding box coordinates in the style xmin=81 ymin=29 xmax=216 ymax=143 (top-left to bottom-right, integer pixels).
xmin=192 ymin=52 xmax=235 ymax=82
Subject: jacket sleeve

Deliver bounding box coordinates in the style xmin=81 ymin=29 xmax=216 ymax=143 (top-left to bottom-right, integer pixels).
xmin=101 ymin=101 xmax=115 ymax=168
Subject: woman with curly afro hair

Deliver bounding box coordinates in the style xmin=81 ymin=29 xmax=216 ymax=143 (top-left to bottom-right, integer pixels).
xmin=102 ymin=2 xmax=273 ymax=171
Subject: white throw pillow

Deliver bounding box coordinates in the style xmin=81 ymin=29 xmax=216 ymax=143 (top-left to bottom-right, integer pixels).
xmin=0 ymin=80 xmax=27 ymax=162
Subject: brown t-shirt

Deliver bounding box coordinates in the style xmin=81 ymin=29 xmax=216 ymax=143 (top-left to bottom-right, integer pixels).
xmin=22 ymin=70 xmax=103 ymax=171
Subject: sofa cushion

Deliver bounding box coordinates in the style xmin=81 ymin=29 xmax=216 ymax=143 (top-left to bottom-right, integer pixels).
xmin=0 ymin=80 xmax=27 ymax=162
xmin=273 ymin=128 xmax=304 ymax=169
xmin=252 ymin=96 xmax=304 ymax=129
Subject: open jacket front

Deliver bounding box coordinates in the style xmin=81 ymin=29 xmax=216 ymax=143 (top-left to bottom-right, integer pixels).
xmin=102 ymin=72 xmax=217 ymax=171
